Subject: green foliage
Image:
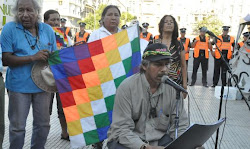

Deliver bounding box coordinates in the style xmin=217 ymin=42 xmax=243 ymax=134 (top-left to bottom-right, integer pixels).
xmin=193 ymin=15 xmax=223 ymax=35
xmin=83 ymin=4 xmax=136 ymax=30
xmin=83 ymin=4 xmax=107 ymax=30
xmin=120 ymin=12 xmax=136 ymax=26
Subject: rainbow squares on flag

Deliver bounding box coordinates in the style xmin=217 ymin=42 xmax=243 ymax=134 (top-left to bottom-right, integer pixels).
xmin=48 ymin=25 xmax=141 ymax=148
xmin=53 ymin=27 xmax=69 ymax=49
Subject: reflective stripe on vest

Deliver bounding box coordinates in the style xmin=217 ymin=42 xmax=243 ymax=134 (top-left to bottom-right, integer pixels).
xmin=239 ymin=41 xmax=244 ymax=48
xmin=178 ymin=37 xmax=190 ymax=60
xmin=140 ymin=32 xmax=152 ymax=41
xmin=215 ymin=35 xmax=234 ymax=59
xmin=76 ymin=32 xmax=89 ymax=42
xmin=194 ymin=36 xmax=209 ymax=59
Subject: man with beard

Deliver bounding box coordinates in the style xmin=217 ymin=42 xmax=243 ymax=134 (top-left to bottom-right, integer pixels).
xmin=107 ymin=43 xmax=189 ymax=149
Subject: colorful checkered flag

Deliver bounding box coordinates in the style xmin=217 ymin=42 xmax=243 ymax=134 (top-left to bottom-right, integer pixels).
xmin=48 ymin=25 xmax=141 ymax=148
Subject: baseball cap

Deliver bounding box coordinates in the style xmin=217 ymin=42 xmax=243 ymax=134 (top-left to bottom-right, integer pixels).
xmin=143 ymin=43 xmax=172 ymax=61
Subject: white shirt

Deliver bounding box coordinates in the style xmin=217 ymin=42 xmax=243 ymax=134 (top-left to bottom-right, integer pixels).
xmin=87 ymin=26 xmax=121 ymax=43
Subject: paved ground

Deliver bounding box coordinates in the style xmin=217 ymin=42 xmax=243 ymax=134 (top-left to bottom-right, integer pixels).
xmin=2 ymin=54 xmax=250 ymax=149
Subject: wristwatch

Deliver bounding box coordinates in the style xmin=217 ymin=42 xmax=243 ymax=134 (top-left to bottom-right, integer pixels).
xmin=141 ymin=144 xmax=148 ymax=149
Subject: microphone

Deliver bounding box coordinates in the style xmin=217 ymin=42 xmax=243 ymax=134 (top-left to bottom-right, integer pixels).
xmin=202 ymin=27 xmax=222 ymax=41
xmin=161 ymin=76 xmax=188 ymax=94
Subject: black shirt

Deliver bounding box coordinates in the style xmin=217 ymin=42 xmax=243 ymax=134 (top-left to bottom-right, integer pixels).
xmin=193 ymin=35 xmax=206 ymax=42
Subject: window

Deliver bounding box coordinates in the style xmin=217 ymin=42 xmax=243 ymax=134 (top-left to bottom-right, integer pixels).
xmin=178 ymin=16 xmax=180 ymax=22
xmin=195 ymin=16 xmax=198 ymax=22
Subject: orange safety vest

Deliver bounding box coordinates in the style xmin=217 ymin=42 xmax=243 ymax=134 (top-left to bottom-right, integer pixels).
xmin=154 ymin=35 xmax=160 ymax=40
xmin=238 ymin=41 xmax=244 ymax=48
xmin=75 ymin=32 xmax=89 ymax=42
xmin=65 ymin=27 xmax=70 ymax=36
xmin=140 ymin=32 xmax=152 ymax=41
xmin=215 ymin=35 xmax=234 ymax=59
xmin=246 ymin=47 xmax=250 ymax=53
xmin=178 ymin=37 xmax=190 ymax=60
xmin=193 ymin=36 xmax=209 ymax=59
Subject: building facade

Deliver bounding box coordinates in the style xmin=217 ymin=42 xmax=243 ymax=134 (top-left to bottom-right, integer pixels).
xmin=127 ymin=0 xmax=250 ymax=37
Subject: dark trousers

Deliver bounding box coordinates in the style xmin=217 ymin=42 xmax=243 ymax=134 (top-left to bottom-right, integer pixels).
xmin=107 ymin=134 xmax=172 ymax=149
xmin=213 ymin=58 xmax=229 ymax=86
xmin=49 ymin=93 xmax=65 ymax=119
xmin=191 ymin=56 xmax=208 ymax=85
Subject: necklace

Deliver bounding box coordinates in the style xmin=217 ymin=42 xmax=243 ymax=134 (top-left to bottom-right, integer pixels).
xmin=148 ymin=91 xmax=161 ymax=118
xmin=23 ymin=28 xmax=39 ymax=50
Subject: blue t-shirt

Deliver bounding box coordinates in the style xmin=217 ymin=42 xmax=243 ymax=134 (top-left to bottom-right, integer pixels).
xmin=0 ymin=21 xmax=57 ymax=93
xmin=0 ymin=36 xmax=2 ymax=72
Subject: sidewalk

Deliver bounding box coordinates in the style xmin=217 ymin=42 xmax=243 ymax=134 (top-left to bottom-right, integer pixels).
xmin=2 ymin=85 xmax=250 ymax=149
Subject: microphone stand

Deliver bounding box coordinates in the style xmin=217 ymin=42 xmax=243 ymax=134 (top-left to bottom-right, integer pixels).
xmin=214 ymin=42 xmax=250 ymax=149
xmin=174 ymin=90 xmax=183 ymax=139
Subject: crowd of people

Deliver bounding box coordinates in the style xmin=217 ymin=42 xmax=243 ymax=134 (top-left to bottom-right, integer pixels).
xmin=0 ymin=0 xmax=249 ymax=149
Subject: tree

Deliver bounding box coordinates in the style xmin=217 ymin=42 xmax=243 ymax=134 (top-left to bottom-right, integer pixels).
xmin=83 ymin=4 xmax=136 ymax=30
xmin=83 ymin=4 xmax=106 ymax=30
xmin=193 ymin=15 xmax=223 ymax=36
xmin=120 ymin=12 xmax=137 ymax=26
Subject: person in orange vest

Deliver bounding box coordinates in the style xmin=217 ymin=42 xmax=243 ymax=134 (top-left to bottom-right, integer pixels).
xmin=190 ymin=27 xmax=213 ymax=87
xmin=238 ymin=32 xmax=250 ymax=48
xmin=74 ymin=22 xmax=90 ymax=44
xmin=60 ymin=18 xmax=72 ymax=38
xmin=212 ymin=26 xmax=235 ymax=87
xmin=178 ymin=28 xmax=191 ymax=83
xmin=153 ymin=34 xmax=160 ymax=40
xmin=140 ymin=22 xmax=153 ymax=44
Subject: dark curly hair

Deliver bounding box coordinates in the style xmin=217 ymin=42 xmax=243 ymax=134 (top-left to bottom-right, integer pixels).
xmin=158 ymin=15 xmax=179 ymax=45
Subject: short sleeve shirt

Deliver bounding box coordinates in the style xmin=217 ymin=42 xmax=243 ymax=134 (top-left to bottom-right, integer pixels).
xmin=1 ymin=21 xmax=57 ymax=93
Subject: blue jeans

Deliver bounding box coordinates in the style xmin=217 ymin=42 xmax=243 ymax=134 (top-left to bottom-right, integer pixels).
xmin=8 ymin=91 xmax=51 ymax=149
xmin=0 ymin=76 xmax=5 ymax=149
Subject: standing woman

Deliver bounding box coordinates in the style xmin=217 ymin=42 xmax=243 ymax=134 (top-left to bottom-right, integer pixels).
xmin=88 ymin=5 xmax=121 ymax=43
xmin=88 ymin=5 xmax=121 ymax=149
xmin=154 ymin=15 xmax=187 ymax=93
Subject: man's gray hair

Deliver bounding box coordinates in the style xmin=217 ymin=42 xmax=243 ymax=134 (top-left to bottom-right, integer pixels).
xmin=12 ymin=0 xmax=42 ymax=22
xmin=139 ymin=59 xmax=150 ymax=73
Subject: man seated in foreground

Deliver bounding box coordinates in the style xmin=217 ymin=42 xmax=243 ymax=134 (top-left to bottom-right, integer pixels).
xmin=107 ymin=43 xmax=189 ymax=149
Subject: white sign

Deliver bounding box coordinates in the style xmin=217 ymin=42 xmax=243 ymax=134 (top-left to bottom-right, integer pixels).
xmin=0 ymin=0 xmax=16 ymax=29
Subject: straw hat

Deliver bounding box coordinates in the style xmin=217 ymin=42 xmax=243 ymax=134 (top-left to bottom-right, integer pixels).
xmin=31 ymin=61 xmax=57 ymax=93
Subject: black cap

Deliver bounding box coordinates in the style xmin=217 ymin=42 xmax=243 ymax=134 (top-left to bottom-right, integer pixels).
xmin=243 ymin=32 xmax=250 ymax=37
xmin=222 ymin=26 xmax=230 ymax=31
xmin=143 ymin=43 xmax=172 ymax=62
xmin=79 ymin=22 xmax=86 ymax=27
xmin=60 ymin=18 xmax=67 ymax=23
xmin=121 ymin=24 xmax=128 ymax=29
xmin=142 ymin=22 xmax=149 ymax=28
xmin=180 ymin=28 xmax=186 ymax=33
